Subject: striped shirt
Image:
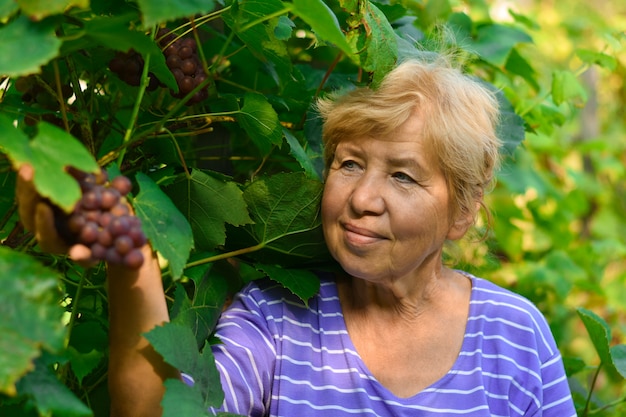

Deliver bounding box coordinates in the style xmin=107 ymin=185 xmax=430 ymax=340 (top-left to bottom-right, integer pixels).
xmin=208 ymin=272 xmax=576 ymax=416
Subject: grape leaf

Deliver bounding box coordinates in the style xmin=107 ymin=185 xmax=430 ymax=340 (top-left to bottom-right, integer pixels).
xmin=16 ymin=356 xmax=92 ymax=417
xmin=161 ymin=378 xmax=210 ymax=417
xmin=344 ymin=1 xmax=397 ymax=85
xmin=66 ymin=347 xmax=104 ymax=385
xmin=145 ymin=323 xmax=224 ymax=408
xmin=137 ymin=0 xmax=217 ymax=28
xmin=0 ymin=15 xmax=62 ymax=78
xmin=255 ymin=263 xmax=320 ymax=305
xmin=226 ymin=172 xmax=331 ymax=265
xmin=0 ymin=117 xmax=100 ymax=212
xmin=552 ymin=70 xmax=588 ymax=106
xmin=238 ymin=93 xmax=284 ymax=155
xmin=223 ymin=0 xmax=292 ymax=81
xmin=493 ymin=88 xmax=526 ymax=157
xmin=0 ymin=0 xmax=19 ymax=20
xmin=133 ymin=173 xmax=194 ymax=280
xmin=283 ymin=128 xmax=321 ymax=180
xmin=163 ymin=169 xmax=252 ymax=252
xmin=16 ymin=0 xmax=88 ymax=21
xmin=290 ymin=0 xmax=352 ymax=56
xmin=471 ymin=23 xmax=533 ymax=67
xmin=0 ymin=247 xmax=65 ymax=396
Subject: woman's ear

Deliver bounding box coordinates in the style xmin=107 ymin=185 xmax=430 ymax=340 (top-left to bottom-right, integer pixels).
xmin=447 ymin=210 xmax=474 ymax=240
xmin=447 ymin=198 xmax=481 ymax=241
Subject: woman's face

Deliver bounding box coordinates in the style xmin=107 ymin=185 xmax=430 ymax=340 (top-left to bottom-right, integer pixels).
xmin=321 ymin=114 xmax=469 ymax=285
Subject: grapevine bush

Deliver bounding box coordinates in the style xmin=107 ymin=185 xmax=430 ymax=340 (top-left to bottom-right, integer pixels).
xmin=0 ymin=1 xmax=625 ymax=416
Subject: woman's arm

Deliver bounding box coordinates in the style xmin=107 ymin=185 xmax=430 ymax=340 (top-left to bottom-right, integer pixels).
xmin=16 ymin=165 xmax=179 ymax=417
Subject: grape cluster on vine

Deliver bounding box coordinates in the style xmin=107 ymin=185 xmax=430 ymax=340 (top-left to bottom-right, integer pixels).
xmin=106 ymin=28 xmax=210 ymax=105
xmin=54 ymin=168 xmax=148 ymax=269
xmin=157 ymin=28 xmax=209 ymax=105
xmin=108 ymin=50 xmax=161 ymax=91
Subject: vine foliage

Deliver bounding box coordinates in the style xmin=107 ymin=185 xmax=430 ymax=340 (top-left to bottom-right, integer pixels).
xmin=0 ymin=0 xmax=624 ymax=416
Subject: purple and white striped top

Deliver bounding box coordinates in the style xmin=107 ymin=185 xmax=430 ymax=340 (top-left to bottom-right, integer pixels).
xmin=208 ymin=272 xmax=576 ymax=416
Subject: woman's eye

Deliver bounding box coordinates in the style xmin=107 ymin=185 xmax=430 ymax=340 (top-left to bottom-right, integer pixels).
xmin=340 ymin=160 xmax=358 ymax=170
xmin=392 ymin=172 xmax=415 ymax=183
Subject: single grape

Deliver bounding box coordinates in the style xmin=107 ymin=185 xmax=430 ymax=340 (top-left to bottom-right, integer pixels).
xmin=80 ymin=222 xmax=99 ymax=244
xmin=101 ymin=188 xmax=121 ymax=210
xmin=67 ymin=213 xmax=86 ymax=234
xmin=179 ymin=76 xmax=195 ymax=94
xmin=181 ymin=59 xmax=197 ymax=75
xmin=108 ymin=215 xmax=131 ymax=237
xmin=179 ymin=46 xmax=193 ymax=59
xmin=111 ymin=176 xmax=132 ymax=196
xmin=128 ymin=226 xmax=147 ymax=247
xmin=98 ymin=211 xmax=114 ymax=228
xmin=91 ymin=243 xmax=107 ymax=260
xmin=114 ymin=235 xmax=134 ymax=255
xmin=97 ymin=228 xmax=113 ymax=247
xmin=110 ymin=203 xmax=130 ymax=217
xmin=124 ymin=249 xmax=144 ymax=269
xmin=105 ymin=247 xmax=123 ymax=265
xmin=166 ymin=54 xmax=182 ymax=69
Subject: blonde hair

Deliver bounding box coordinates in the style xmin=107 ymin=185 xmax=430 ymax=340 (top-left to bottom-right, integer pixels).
xmin=316 ymin=57 xmax=502 ymax=224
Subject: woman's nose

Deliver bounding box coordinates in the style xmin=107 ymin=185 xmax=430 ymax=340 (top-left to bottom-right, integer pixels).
xmin=348 ymin=175 xmax=385 ymax=215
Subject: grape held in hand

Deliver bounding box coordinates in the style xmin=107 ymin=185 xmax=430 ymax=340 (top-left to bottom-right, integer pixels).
xmin=54 ymin=168 xmax=147 ymax=269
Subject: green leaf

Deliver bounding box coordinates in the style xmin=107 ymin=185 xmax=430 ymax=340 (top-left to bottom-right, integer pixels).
xmin=16 ymin=356 xmax=92 ymax=417
xmin=283 ymin=128 xmax=321 ymax=179
xmin=0 ymin=247 xmax=66 ymax=396
xmin=576 ymin=49 xmax=617 ymax=71
xmin=290 ymin=0 xmax=352 ymax=56
xmin=493 ymin=88 xmax=525 ymax=157
xmin=223 ymin=0 xmax=292 ymax=80
xmin=0 ymin=15 xmax=62 ymax=77
xmin=136 ymin=0 xmax=217 ymax=28
xmin=145 ymin=323 xmax=224 ymax=408
xmin=229 ymin=172 xmax=330 ymax=264
xmin=344 ymin=2 xmax=397 ymax=84
xmin=551 ymin=70 xmax=588 ymax=106
xmin=161 ymin=378 xmax=210 ymax=417
xmin=171 ymin=261 xmax=230 ymax=347
xmin=16 ymin=0 xmax=88 ymax=21
xmin=0 ymin=118 xmax=100 ymax=212
xmin=0 ymin=0 xmax=19 ymax=20
xmin=255 ymin=263 xmax=320 ymax=305
xmin=238 ymin=93 xmax=284 ymax=155
xmin=66 ymin=347 xmax=104 ymax=385
xmin=577 ymin=308 xmax=624 ymax=380
xmin=471 ymin=23 xmax=533 ymax=67
xmin=610 ymin=344 xmax=626 ymax=379
xmin=163 ymin=169 xmax=252 ymax=252
xmin=134 ymin=173 xmax=194 ymax=280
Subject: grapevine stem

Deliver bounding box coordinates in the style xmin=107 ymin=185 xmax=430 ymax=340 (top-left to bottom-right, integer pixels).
xmin=117 ymin=28 xmax=156 ymax=168
xmin=583 ymin=363 xmax=603 ymax=416
xmin=184 ymin=242 xmax=267 ymax=269
xmin=587 ymin=394 xmax=626 ymax=415
xmin=52 ymin=60 xmax=70 ymax=132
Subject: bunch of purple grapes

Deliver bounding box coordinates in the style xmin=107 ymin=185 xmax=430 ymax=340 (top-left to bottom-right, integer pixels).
xmin=157 ymin=28 xmax=209 ymax=105
xmin=108 ymin=50 xmax=160 ymax=91
xmin=55 ymin=168 xmax=147 ymax=269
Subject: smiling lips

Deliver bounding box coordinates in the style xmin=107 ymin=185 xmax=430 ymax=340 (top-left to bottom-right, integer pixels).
xmin=342 ymin=222 xmax=387 ymax=246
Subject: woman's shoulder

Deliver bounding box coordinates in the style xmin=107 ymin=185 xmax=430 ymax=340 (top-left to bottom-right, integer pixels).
xmin=461 ymin=271 xmax=560 ymax=357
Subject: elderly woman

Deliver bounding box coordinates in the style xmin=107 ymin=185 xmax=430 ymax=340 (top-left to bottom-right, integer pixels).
xmin=16 ymin=58 xmax=576 ymax=416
